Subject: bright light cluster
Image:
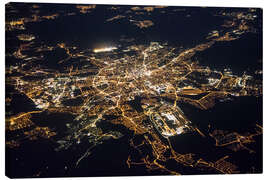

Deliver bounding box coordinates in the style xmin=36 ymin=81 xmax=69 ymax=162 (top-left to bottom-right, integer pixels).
xmin=93 ymin=46 xmax=117 ymax=53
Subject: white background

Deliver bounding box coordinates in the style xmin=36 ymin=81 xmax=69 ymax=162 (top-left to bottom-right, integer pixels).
xmin=0 ymin=0 xmax=268 ymax=180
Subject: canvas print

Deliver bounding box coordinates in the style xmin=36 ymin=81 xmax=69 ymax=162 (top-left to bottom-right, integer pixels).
xmin=5 ymin=2 xmax=262 ymax=178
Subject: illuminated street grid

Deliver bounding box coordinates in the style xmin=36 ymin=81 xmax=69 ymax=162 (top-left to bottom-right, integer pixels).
xmin=5 ymin=4 xmax=262 ymax=176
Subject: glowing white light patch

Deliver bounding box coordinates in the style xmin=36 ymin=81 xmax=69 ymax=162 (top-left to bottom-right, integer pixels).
xmin=93 ymin=47 xmax=117 ymax=53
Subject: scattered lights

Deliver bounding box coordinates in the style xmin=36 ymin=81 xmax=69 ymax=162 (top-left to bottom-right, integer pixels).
xmin=93 ymin=47 xmax=117 ymax=53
